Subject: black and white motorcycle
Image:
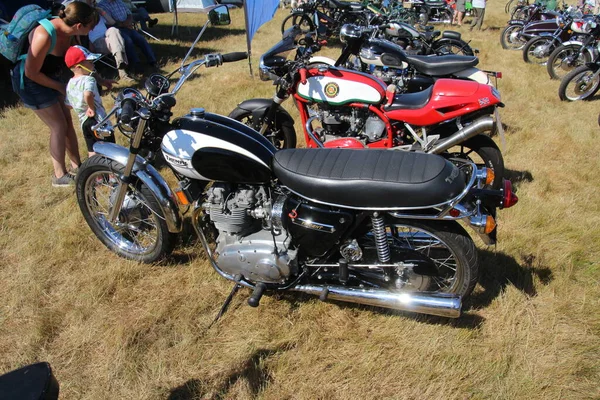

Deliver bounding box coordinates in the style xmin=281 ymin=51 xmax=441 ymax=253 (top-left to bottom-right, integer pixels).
xmin=75 ymin=6 xmax=518 ymax=319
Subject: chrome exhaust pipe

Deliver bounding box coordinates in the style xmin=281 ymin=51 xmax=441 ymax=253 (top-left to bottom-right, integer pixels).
xmin=427 ymin=116 xmax=494 ymax=155
xmin=291 ymin=284 xmax=462 ymax=318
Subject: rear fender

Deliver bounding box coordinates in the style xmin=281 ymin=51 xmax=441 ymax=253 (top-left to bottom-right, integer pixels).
xmin=92 ymin=142 xmax=183 ymax=233
xmin=232 ymin=98 xmax=296 ymax=131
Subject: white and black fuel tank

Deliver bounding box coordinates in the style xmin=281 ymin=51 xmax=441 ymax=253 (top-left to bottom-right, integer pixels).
xmin=161 ymin=109 xmax=277 ymax=183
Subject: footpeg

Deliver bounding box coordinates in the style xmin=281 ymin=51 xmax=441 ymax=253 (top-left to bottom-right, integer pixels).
xmin=247 ymin=283 xmax=267 ymax=307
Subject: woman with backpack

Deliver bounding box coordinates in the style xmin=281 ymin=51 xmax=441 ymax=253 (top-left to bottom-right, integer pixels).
xmin=10 ymin=2 xmax=99 ymax=187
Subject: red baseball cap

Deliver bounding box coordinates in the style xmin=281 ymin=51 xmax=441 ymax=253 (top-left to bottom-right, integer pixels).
xmin=65 ymin=45 xmax=101 ymax=68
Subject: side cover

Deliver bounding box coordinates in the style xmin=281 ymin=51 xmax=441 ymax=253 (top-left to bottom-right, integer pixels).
xmin=161 ymin=111 xmax=277 ymax=184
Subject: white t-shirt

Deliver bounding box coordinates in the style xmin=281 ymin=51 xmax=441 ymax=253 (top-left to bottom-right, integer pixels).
xmin=65 ymin=75 xmax=111 ymax=128
xmin=472 ymin=0 xmax=486 ymax=8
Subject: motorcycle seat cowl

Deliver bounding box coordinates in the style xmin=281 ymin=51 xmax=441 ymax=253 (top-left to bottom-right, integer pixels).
xmin=406 ymin=54 xmax=479 ymax=76
xmin=272 ymin=148 xmax=465 ymax=209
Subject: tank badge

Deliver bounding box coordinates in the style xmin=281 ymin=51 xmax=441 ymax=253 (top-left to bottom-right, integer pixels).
xmin=324 ymin=82 xmax=339 ymax=98
xmin=478 ymin=97 xmax=490 ymax=106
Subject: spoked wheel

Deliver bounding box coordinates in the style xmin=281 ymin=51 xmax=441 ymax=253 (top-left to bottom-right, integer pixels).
xmin=75 ymin=155 xmax=176 ymax=262
xmin=523 ymin=36 xmax=555 ymax=65
xmin=444 ymin=134 xmax=504 ymax=189
xmin=546 ymin=44 xmax=589 ymax=80
xmin=359 ymin=219 xmax=478 ymax=297
xmin=558 ymin=65 xmax=600 ymax=101
xmin=281 ymin=13 xmax=315 ymax=34
xmin=500 ymin=24 xmax=526 ymax=50
xmin=432 ymin=39 xmax=475 ymax=56
xmin=228 ymin=107 xmax=297 ymax=149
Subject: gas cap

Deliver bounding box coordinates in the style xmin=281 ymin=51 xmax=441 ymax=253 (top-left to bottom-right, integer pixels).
xmin=190 ymin=108 xmax=205 ymax=118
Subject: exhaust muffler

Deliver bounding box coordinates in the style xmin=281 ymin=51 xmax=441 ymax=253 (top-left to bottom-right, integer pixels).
xmin=427 ymin=116 xmax=494 ymax=155
xmin=291 ymin=284 xmax=462 ymax=318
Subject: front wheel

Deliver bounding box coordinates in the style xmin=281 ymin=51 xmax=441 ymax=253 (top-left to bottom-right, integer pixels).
xmin=546 ymin=44 xmax=589 ymax=80
xmin=558 ymin=65 xmax=600 ymax=101
xmin=437 ymin=9 xmax=454 ymax=24
xmin=500 ymin=24 xmax=526 ymax=50
xmin=281 ymin=13 xmax=315 ymax=34
xmin=432 ymin=39 xmax=475 ymax=56
xmin=523 ymin=36 xmax=555 ymax=65
xmin=444 ymin=134 xmax=504 ymax=189
xmin=75 ymin=155 xmax=176 ymax=262
xmin=229 ymin=106 xmax=297 ymax=149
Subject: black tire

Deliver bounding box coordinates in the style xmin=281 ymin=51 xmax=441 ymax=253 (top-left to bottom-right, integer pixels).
xmin=228 ymin=107 xmax=297 ymax=149
xmin=444 ymin=134 xmax=504 ymax=189
xmin=523 ymin=36 xmax=555 ymax=65
xmin=75 ymin=155 xmax=176 ymax=263
xmin=505 ymin=0 xmax=515 ymax=13
xmin=546 ymin=43 xmax=589 ymax=80
xmin=383 ymin=218 xmax=479 ymax=298
xmin=432 ymin=39 xmax=475 ymax=56
xmin=511 ymin=5 xmax=529 ymax=20
xmin=500 ymin=24 xmax=526 ymax=50
xmin=558 ymin=65 xmax=600 ymax=101
xmin=281 ymin=13 xmax=315 ymax=35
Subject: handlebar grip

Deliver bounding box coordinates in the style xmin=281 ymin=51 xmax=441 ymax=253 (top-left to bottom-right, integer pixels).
xmin=222 ymin=52 xmax=248 ymax=63
xmin=120 ymin=99 xmax=135 ymax=124
xmin=300 ymin=68 xmax=308 ymax=84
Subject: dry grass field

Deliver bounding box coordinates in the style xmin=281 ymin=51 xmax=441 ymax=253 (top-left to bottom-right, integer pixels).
xmin=1 ymin=3 xmax=599 ymax=399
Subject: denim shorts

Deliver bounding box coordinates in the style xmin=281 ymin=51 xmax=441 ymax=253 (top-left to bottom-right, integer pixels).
xmin=11 ymin=65 xmax=61 ymax=110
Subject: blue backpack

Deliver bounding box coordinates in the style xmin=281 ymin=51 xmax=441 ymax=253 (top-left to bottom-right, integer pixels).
xmin=0 ymin=5 xmax=56 ymax=64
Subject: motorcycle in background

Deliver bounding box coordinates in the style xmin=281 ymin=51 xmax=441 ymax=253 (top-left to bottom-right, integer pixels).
xmin=558 ymin=58 xmax=600 ymax=101
xmin=546 ymin=16 xmax=600 ymax=80
xmin=231 ymin=26 xmax=506 ymax=189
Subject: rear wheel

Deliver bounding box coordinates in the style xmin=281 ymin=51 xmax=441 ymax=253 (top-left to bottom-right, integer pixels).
xmin=558 ymin=65 xmax=600 ymax=101
xmin=444 ymin=134 xmax=504 ymax=189
xmin=523 ymin=36 xmax=555 ymax=65
xmin=359 ymin=219 xmax=479 ymax=298
xmin=500 ymin=24 xmax=526 ymax=50
xmin=75 ymin=155 xmax=176 ymax=263
xmin=432 ymin=39 xmax=475 ymax=56
xmin=546 ymin=44 xmax=589 ymax=80
xmin=229 ymin=107 xmax=297 ymax=149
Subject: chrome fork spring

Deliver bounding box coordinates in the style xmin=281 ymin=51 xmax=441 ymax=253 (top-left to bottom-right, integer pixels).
xmin=371 ymin=212 xmax=390 ymax=263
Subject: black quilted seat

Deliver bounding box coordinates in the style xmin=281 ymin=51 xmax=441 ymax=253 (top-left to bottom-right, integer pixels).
xmin=407 ymin=54 xmax=479 ymax=76
xmin=272 ymin=149 xmax=465 ymax=208
xmin=384 ymin=86 xmax=433 ymax=111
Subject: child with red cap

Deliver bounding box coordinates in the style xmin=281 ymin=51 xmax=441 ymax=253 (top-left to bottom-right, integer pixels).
xmin=64 ymin=45 xmax=116 ymax=156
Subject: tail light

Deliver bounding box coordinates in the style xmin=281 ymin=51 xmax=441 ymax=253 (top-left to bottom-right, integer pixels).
xmin=502 ymin=179 xmax=518 ymax=208
xmin=496 ymin=72 xmax=503 ymax=79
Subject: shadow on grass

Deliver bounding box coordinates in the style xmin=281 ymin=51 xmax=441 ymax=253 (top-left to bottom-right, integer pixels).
xmin=167 ymin=347 xmax=283 ymax=399
xmin=466 ymin=249 xmax=553 ymax=310
xmin=504 ymin=167 xmax=533 ymax=189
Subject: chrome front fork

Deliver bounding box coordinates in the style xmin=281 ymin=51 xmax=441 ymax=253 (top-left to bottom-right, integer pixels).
xmin=108 ymin=109 xmax=150 ymax=223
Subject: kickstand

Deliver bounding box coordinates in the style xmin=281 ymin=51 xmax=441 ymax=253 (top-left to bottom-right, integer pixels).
xmin=208 ymin=275 xmax=242 ymax=329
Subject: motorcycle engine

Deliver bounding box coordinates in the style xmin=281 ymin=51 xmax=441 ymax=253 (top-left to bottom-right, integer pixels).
xmin=202 ymin=184 xmax=297 ymax=284
xmin=316 ymin=107 xmax=387 ymax=143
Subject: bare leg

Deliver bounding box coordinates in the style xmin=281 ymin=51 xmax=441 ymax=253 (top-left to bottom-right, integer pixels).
xmin=59 ymin=99 xmax=82 ymax=169
xmin=33 ymin=102 xmax=80 ymax=178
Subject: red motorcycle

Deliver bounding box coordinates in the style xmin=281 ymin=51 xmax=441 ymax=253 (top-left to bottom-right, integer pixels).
xmin=230 ymin=28 xmax=505 ymax=188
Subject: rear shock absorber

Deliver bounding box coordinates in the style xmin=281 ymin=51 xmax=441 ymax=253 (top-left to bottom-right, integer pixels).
xmin=371 ymin=212 xmax=390 ymax=263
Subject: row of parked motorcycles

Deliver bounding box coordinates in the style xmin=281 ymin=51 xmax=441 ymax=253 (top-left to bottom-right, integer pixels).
xmin=501 ymin=0 xmax=600 ymax=101
xmin=73 ymin=5 xmax=518 ymax=320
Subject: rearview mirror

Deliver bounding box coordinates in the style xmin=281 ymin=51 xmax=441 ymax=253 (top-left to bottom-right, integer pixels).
xmin=208 ymin=5 xmax=231 ymax=26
